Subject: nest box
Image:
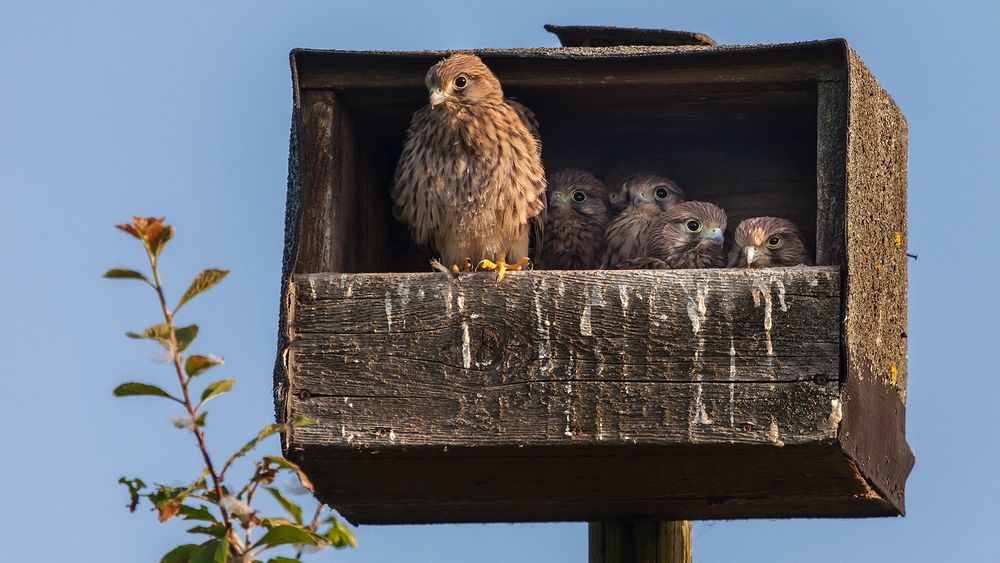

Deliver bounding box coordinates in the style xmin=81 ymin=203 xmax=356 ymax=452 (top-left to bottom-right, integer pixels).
xmin=275 ymin=26 xmax=913 ymax=524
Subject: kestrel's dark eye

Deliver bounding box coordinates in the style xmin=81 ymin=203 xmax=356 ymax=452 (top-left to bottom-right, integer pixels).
xmin=685 ymin=219 xmax=702 ymax=233
xmin=767 ymin=236 xmax=782 ymax=248
xmin=454 ymin=74 xmax=469 ymax=90
xmin=572 ymin=190 xmax=587 ymax=203
xmin=654 ymin=185 xmax=671 ymax=201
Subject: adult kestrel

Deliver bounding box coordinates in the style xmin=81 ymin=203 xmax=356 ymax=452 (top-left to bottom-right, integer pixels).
xmin=614 ymin=201 xmax=729 ymax=269
xmin=390 ymin=53 xmax=546 ymax=281
xmin=729 ymin=217 xmax=813 ymax=268
xmin=603 ymin=174 xmax=685 ymax=267
xmin=539 ymin=168 xmax=610 ymax=269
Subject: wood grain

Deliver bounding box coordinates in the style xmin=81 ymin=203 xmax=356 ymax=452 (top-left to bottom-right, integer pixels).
xmin=274 ymin=268 xmax=893 ymax=523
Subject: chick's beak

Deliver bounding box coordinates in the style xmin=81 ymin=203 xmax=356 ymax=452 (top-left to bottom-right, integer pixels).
xmin=430 ymin=87 xmax=447 ymax=107
xmin=745 ymin=246 xmax=758 ymax=265
xmin=705 ymin=228 xmax=725 ymax=246
xmin=551 ymin=192 xmax=568 ymax=207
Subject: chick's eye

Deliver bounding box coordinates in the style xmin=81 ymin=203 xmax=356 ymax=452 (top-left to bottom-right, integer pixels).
xmin=685 ymin=219 xmax=702 ymax=233
xmin=572 ymin=190 xmax=587 ymax=203
xmin=454 ymin=74 xmax=469 ymax=90
xmin=654 ymin=186 xmax=671 ymax=201
xmin=609 ymin=192 xmax=619 ymax=200
xmin=767 ymin=236 xmax=782 ymax=248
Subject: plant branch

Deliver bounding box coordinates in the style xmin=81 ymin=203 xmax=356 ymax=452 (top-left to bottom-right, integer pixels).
xmin=145 ymin=248 xmax=236 ymax=545
xmin=295 ymin=504 xmax=327 ymax=559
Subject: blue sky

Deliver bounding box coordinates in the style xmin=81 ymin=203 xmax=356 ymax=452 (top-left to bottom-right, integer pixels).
xmin=1 ymin=0 xmax=997 ymax=561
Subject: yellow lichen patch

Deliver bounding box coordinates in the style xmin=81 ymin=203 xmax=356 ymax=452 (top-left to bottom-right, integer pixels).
xmin=895 ymin=231 xmax=902 ymax=248
xmin=875 ymin=263 xmax=882 ymax=272
xmin=890 ymin=363 xmax=898 ymax=386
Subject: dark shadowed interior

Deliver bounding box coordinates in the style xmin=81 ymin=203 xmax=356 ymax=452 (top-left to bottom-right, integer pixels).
xmin=291 ymin=45 xmax=844 ymax=274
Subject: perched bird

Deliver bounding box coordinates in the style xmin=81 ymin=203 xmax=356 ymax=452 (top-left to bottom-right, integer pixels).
xmin=603 ymin=174 xmax=685 ymax=267
xmin=615 ymin=201 xmax=729 ymax=269
xmin=730 ymin=217 xmax=813 ymax=268
xmin=539 ymin=168 xmax=610 ymax=269
xmin=390 ymin=53 xmax=546 ymax=281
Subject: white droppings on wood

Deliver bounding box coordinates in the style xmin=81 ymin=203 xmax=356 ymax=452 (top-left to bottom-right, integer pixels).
xmin=768 ymin=418 xmax=785 ymax=447
xmin=825 ymin=398 xmax=843 ymax=436
xmin=457 ymin=295 xmax=465 ymax=312
xmin=564 ymin=411 xmax=573 ymax=437
xmin=752 ymin=278 xmax=774 ymax=356
xmin=345 ymin=280 xmax=354 ymax=297
xmin=388 ymin=429 xmax=396 ymax=442
xmin=417 ymin=288 xmax=425 ymax=299
xmin=444 ymin=285 xmax=453 ymax=315
xmin=775 ymin=278 xmax=788 ymax=312
xmin=309 ymin=276 xmax=317 ymax=300
xmin=384 ymin=292 xmax=393 ymax=333
xmin=686 ymin=282 xmax=712 ymax=425
xmin=579 ymin=302 xmax=593 ymax=336
xmin=557 ymin=280 xmax=566 ymax=297
xmin=809 ymin=277 xmax=819 ymax=287
xmin=340 ymin=425 xmax=346 ymax=437
xmin=729 ymin=338 xmax=737 ymax=429
xmin=461 ymin=321 xmax=471 ymax=369
xmin=618 ymin=284 xmax=630 ymax=310
xmin=533 ymin=285 xmax=552 ymax=374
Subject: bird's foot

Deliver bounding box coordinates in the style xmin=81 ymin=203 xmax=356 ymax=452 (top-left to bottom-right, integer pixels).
xmin=451 ymin=258 xmax=474 ymax=273
xmin=477 ymin=254 xmax=531 ymax=283
xmin=430 ymin=258 xmax=473 ymax=276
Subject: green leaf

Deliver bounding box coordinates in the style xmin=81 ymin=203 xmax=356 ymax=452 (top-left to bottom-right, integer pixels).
xmin=322 ymin=516 xmax=357 ymax=548
xmin=179 ymin=504 xmax=217 ymax=523
xmin=252 ymin=525 xmax=324 ymax=549
xmin=262 ymin=456 xmax=314 ymax=493
xmin=290 ymin=416 xmax=318 ymax=427
xmin=258 ymin=517 xmax=294 ymax=529
xmin=201 ymin=379 xmax=236 ymax=403
xmin=176 ymin=269 xmax=230 ymax=312
xmin=227 ymin=423 xmax=285 ymax=470
xmin=263 ymin=486 xmax=303 ymax=525
xmin=175 ymin=325 xmax=199 ymax=352
xmin=104 ymin=268 xmax=152 ymax=285
xmin=126 ymin=323 xmax=172 ymax=343
xmin=188 ymin=539 xmax=228 ymax=563
xmin=119 ymin=476 xmax=146 ymax=512
xmin=185 ymin=354 xmax=224 ymax=377
xmin=113 ymin=382 xmax=180 ymax=402
xmin=125 ymin=323 xmax=198 ymax=352
xmin=187 ymin=523 xmax=227 ymax=539
xmin=195 ymin=411 xmax=208 ymax=427
xmin=267 ymin=558 xmax=303 ymax=563
xmin=161 ymin=544 xmax=198 ymax=563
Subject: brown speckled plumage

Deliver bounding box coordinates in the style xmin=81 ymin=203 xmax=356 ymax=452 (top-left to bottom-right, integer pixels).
xmin=643 ymin=201 xmax=729 ymax=269
xmin=390 ymin=53 xmax=546 ymax=267
xmin=730 ymin=216 xmax=813 ymax=268
xmin=603 ymin=174 xmax=684 ymax=267
xmin=539 ymin=168 xmax=610 ymax=269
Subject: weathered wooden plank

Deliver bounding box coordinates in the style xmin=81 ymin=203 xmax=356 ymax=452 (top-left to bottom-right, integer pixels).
xmin=286 ymin=268 xmax=841 ymax=448
xmin=290 ymin=444 xmax=891 ymax=524
xmin=292 ymin=42 xmax=845 ymax=90
xmin=841 ymin=48 xmax=914 ymax=512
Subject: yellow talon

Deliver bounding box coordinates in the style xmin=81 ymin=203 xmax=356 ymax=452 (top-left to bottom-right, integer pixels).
xmin=477 ymin=253 xmax=531 ymax=283
xmin=449 ymin=258 xmax=473 ymax=273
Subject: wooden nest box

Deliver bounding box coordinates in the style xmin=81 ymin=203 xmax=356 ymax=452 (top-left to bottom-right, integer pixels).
xmin=276 ymin=26 xmax=913 ymax=525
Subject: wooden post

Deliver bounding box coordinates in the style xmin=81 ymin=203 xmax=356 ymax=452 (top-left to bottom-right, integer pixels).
xmin=589 ymin=520 xmax=692 ymax=563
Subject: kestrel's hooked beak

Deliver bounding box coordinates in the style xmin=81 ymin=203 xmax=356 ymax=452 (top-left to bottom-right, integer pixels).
xmin=704 ymin=227 xmax=725 ymax=246
xmin=550 ymin=192 xmax=569 ymax=207
xmin=430 ymin=87 xmax=448 ymax=107
xmin=632 ymin=192 xmax=650 ymax=205
xmin=745 ymin=246 xmax=759 ymax=265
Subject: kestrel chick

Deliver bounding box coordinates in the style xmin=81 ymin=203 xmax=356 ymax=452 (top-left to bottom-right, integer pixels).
xmin=390 ymin=53 xmax=546 ymax=281
xmin=636 ymin=201 xmax=729 ymax=269
xmin=603 ymin=174 xmax=685 ymax=267
xmin=730 ymin=217 xmax=813 ymax=268
xmin=539 ymin=168 xmax=610 ymax=269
